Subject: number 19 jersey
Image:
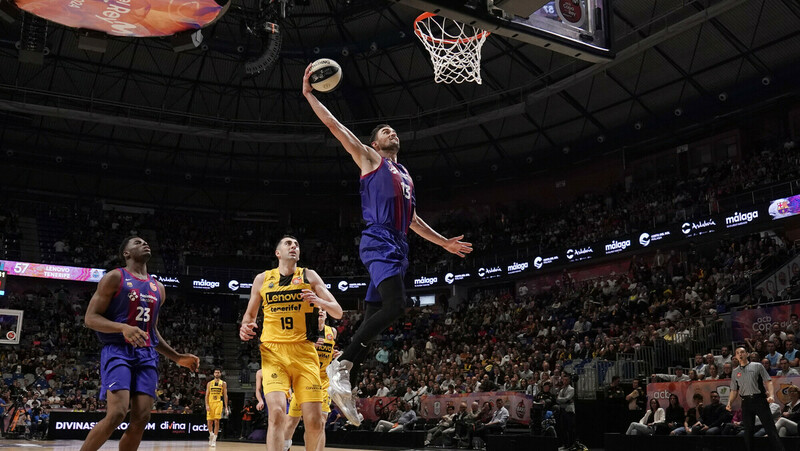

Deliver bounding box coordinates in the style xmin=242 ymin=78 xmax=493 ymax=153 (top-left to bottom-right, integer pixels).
xmin=259 ymin=267 xmax=318 ymax=343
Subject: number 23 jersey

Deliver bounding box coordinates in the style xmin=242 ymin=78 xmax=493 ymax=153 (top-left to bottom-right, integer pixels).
xmin=97 ymin=268 xmax=161 ymax=347
xmin=259 ymin=267 xmax=318 ymax=343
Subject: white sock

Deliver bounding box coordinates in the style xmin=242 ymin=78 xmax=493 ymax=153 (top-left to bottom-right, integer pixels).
xmin=284 ymin=439 xmax=292 ymax=450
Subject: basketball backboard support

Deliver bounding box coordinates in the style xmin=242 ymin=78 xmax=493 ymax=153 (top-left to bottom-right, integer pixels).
xmin=396 ymin=0 xmax=614 ymax=62
xmin=0 ymin=309 xmax=23 ymax=345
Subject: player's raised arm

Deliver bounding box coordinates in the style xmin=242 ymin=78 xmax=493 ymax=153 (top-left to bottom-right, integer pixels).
xmin=409 ymin=211 xmax=473 ymax=258
xmin=240 ymin=272 xmax=265 ymax=341
xmin=302 ymin=269 xmax=343 ymax=319
xmin=85 ymin=269 xmax=150 ymax=346
xmin=302 ymin=64 xmax=381 ymax=175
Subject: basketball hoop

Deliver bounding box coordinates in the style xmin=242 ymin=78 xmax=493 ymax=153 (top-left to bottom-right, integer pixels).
xmin=413 ymin=12 xmax=490 ymax=84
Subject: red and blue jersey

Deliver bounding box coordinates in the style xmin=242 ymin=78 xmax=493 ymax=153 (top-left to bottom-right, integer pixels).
xmin=96 ymin=268 xmax=161 ymax=347
xmin=360 ymin=158 xmax=416 ymax=235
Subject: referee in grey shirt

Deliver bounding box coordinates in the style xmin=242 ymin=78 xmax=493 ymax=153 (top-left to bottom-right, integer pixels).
xmin=726 ymin=346 xmax=784 ymax=451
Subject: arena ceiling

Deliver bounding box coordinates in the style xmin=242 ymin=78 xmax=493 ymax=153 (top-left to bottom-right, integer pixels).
xmin=1 ymin=0 xmax=800 ymax=207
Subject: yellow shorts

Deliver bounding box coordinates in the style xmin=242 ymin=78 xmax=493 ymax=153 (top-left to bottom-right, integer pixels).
xmin=206 ymin=402 xmax=223 ymax=420
xmin=288 ymin=376 xmax=330 ymax=417
xmin=260 ymin=341 xmax=324 ymax=406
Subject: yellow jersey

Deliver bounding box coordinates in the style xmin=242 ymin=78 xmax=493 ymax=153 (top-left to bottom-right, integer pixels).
xmin=317 ymin=325 xmax=336 ymax=376
xmin=259 ymin=267 xmax=319 ymax=343
xmin=208 ymin=379 xmax=224 ymax=403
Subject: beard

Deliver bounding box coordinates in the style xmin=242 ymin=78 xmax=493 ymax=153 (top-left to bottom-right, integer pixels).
xmin=381 ymin=140 xmax=400 ymax=153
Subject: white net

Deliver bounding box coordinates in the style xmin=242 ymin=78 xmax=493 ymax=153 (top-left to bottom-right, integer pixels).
xmin=414 ymin=12 xmax=490 ymax=84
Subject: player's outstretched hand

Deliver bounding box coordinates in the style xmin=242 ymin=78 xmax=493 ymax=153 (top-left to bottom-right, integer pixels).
xmin=240 ymin=322 xmax=258 ymax=341
xmin=122 ymin=324 xmax=150 ymax=347
xmin=177 ymin=353 xmax=200 ymax=372
xmin=302 ymin=64 xmax=313 ymax=97
xmin=442 ymin=235 xmax=473 ymax=258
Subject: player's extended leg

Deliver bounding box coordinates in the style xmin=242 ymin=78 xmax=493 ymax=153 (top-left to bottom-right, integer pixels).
xmin=339 ymin=274 xmax=405 ymax=370
xmin=80 ymin=389 xmax=130 ymax=451
xmin=283 ymin=414 xmax=301 ymax=451
xmin=329 ymin=274 xmax=405 ymax=425
xmin=319 ymin=412 xmax=328 ymax=450
xmin=300 ymin=402 xmax=325 ymax=451
xmin=119 ymin=393 xmax=153 ymax=451
xmin=265 ymin=392 xmax=290 ymax=451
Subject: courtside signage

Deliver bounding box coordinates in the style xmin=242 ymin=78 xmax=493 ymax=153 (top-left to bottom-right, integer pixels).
xmin=507 ymin=261 xmax=530 ymax=275
xmin=681 ymin=218 xmax=717 ymax=238
xmin=49 ymin=412 xmax=208 ymax=440
xmin=0 ymin=260 xmax=105 ymax=282
xmin=565 ymin=247 xmax=593 ymax=262
xmin=725 ymin=210 xmax=759 ymax=228
xmin=604 ymin=240 xmax=631 ymax=255
xmin=638 ymin=231 xmax=670 ymax=247
xmin=769 ymin=194 xmax=800 ymax=220
xmin=533 ymin=256 xmax=558 ymax=270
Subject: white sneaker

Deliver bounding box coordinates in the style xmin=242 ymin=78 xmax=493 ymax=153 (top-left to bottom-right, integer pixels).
xmin=327 ymin=358 xmax=361 ymax=426
xmin=284 ymin=439 xmax=292 ymax=451
xmin=209 ymin=433 xmax=216 ymax=446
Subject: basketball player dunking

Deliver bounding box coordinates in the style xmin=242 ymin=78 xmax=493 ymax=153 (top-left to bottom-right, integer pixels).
xmin=205 ymin=369 xmax=229 ymax=447
xmin=240 ymin=235 xmax=343 ymax=451
xmin=303 ymin=65 xmax=473 ymax=425
xmin=82 ymin=236 xmax=199 ymax=451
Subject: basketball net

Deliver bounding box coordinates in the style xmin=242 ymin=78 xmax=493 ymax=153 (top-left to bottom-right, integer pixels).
xmin=414 ymin=12 xmax=490 ymax=84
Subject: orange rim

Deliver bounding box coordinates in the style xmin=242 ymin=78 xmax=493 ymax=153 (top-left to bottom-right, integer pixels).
xmin=413 ymin=12 xmax=490 ymax=45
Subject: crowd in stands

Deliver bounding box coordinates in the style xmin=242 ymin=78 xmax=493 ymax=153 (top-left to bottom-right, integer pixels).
xmin=0 ymin=230 xmax=796 ymax=443
xmin=1 ymin=139 xmax=798 ymax=280
xmin=0 ymin=279 xmax=224 ymax=439
xmin=1 ymin=138 xmax=799 ymax=445
xmin=325 ymin=232 xmax=792 ymax=405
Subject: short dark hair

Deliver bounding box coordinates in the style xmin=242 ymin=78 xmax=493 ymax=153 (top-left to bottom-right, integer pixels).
xmin=692 ymin=393 xmax=703 ymax=401
xmin=119 ymin=236 xmax=140 ymax=261
xmin=275 ymin=235 xmax=298 ymax=251
xmin=370 ymin=124 xmax=392 ymax=144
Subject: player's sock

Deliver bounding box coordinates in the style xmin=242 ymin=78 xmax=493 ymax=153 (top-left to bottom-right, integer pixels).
xmin=284 ymin=439 xmax=292 ymax=450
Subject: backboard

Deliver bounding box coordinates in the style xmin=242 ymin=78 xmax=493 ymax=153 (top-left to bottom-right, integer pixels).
xmin=397 ymin=0 xmax=614 ymax=62
xmin=0 ymin=309 xmax=23 ymax=345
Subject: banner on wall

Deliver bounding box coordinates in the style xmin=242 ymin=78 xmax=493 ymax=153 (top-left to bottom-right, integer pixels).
xmin=48 ymin=412 xmax=208 ymax=440
xmin=731 ymin=302 xmax=800 ymax=342
xmin=356 ymin=392 xmax=534 ymax=425
xmin=648 ymin=378 xmax=800 ymax=411
xmin=755 ymin=254 xmax=800 ymax=298
xmin=0 ymin=260 xmax=105 ymax=282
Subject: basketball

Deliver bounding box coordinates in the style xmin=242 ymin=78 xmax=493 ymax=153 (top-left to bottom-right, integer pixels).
xmin=309 ymin=58 xmax=343 ymax=93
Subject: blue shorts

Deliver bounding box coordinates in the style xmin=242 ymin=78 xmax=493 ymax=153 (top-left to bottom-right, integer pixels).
xmin=359 ymin=225 xmax=409 ymax=302
xmin=99 ymin=344 xmax=159 ymax=400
